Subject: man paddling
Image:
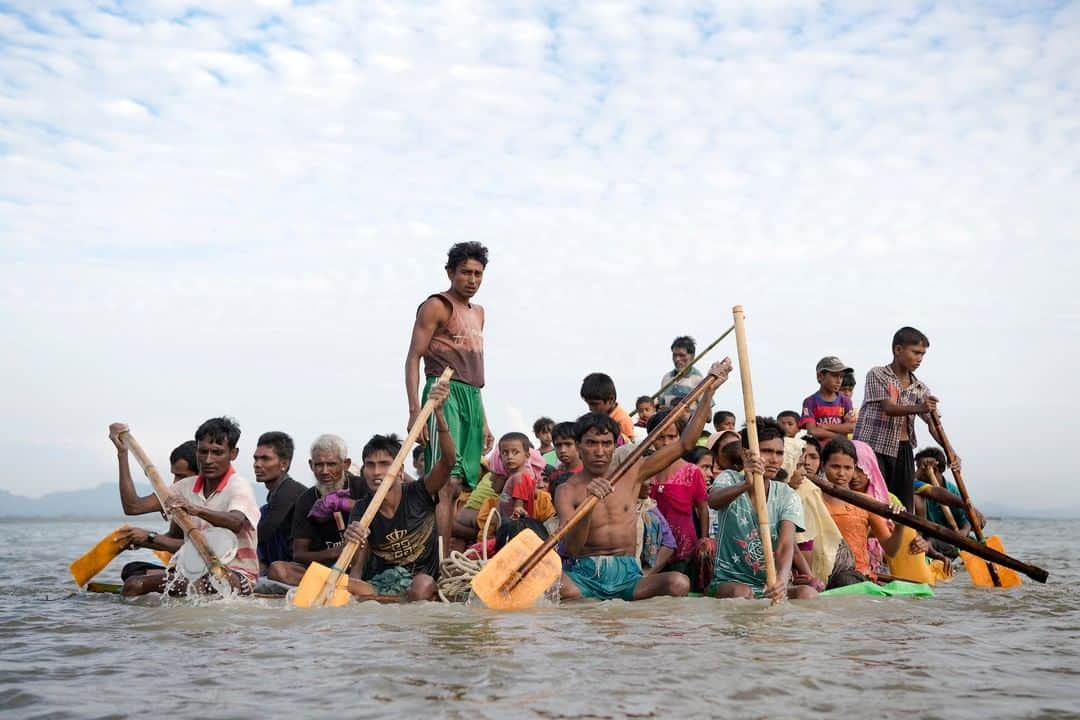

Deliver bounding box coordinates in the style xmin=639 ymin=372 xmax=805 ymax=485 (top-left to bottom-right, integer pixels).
xmin=555 ymin=359 xmax=732 ymax=602
xmin=706 ymin=418 xmax=815 ymax=601
xmin=122 ymin=417 xmax=261 ymax=596
xmin=344 ymin=380 xmax=455 ymax=601
xmin=108 ymin=426 xmax=194 ymax=593
xmin=267 ymin=434 xmax=368 ymax=586
xmin=405 ymin=242 xmax=493 ymax=553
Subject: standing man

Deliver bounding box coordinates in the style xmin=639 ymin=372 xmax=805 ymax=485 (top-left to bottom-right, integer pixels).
xmin=657 ymin=336 xmax=707 ymax=411
xmin=405 ymin=242 xmax=493 ymax=553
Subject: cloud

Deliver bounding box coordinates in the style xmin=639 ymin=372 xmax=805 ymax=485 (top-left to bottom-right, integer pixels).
xmin=0 ymin=1 xmax=1077 ymax=512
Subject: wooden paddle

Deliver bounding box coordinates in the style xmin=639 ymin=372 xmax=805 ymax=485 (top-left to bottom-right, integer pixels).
xmin=471 ymin=367 xmax=727 ymax=610
xmin=292 ymin=367 xmax=454 ymax=608
xmin=928 ymin=412 xmax=1021 ymax=588
xmin=119 ymin=429 xmax=231 ymax=585
xmin=631 ymin=325 xmax=735 ymax=416
xmin=732 ymin=305 xmax=778 ymax=593
xmin=923 ymin=469 xmax=960 ymax=531
xmin=810 ymin=475 xmax=1048 ymax=583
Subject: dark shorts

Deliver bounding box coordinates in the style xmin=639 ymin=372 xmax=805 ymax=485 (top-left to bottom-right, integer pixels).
xmin=877 ymin=441 xmax=915 ymax=511
xmin=121 ymin=561 xmax=166 ymax=581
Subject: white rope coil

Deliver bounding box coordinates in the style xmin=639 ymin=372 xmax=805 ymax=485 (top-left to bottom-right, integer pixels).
xmin=437 ymin=507 xmax=500 ymax=603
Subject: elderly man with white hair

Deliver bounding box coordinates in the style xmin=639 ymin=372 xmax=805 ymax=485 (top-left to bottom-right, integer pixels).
xmin=266 ymin=433 xmax=370 ymax=587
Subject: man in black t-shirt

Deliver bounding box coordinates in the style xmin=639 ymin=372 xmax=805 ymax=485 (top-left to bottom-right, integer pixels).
xmin=267 ymin=433 xmax=369 ymax=587
xmin=345 ymin=380 xmax=455 ymax=602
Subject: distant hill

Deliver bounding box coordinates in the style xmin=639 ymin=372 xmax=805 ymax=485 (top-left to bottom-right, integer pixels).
xmin=0 ymin=482 xmax=158 ymax=518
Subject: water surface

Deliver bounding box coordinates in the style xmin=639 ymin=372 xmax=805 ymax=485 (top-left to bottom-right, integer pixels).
xmin=1 ymin=518 xmax=1077 ymax=719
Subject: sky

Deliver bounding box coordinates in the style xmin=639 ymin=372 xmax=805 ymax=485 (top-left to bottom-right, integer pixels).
xmin=1 ymin=1 xmax=1077 ymax=514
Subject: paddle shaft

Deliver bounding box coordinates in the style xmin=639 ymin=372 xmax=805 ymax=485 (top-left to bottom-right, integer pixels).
xmin=630 ymin=325 xmax=735 ymax=417
xmin=928 ymin=411 xmax=1001 ymax=586
xmin=508 ymin=370 xmax=724 ymax=587
xmin=924 ymin=469 xmax=960 ymax=531
xmin=121 ymin=432 xmax=229 ymax=580
xmin=313 ymin=367 xmax=454 ymax=605
xmin=732 ymin=305 xmax=778 ymax=588
xmin=810 ymin=475 xmax=1048 ymax=583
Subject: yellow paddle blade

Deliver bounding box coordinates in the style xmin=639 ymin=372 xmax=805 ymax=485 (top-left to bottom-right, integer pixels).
xmin=292 ymin=562 xmax=352 ymax=608
xmin=886 ymin=526 xmax=937 ymax=586
xmin=470 ymin=529 xmax=562 ymax=610
xmin=961 ymin=535 xmax=1023 ymax=588
xmin=69 ymin=526 xmax=130 ymax=587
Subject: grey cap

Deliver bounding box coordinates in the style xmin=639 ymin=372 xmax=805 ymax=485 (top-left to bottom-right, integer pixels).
xmin=816 ymin=356 xmax=853 ymax=374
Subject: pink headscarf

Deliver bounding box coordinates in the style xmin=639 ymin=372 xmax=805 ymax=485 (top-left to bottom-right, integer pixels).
xmin=852 ymin=440 xmax=889 ymax=504
xmin=853 ymin=439 xmax=889 ymax=572
xmin=487 ymin=446 xmax=547 ymax=479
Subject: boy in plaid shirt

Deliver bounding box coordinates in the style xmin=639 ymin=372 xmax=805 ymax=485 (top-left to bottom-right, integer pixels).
xmin=853 ymin=327 xmax=957 ymax=511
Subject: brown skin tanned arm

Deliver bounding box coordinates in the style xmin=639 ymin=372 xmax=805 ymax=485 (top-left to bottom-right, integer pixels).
xmin=639 ymin=360 xmax=729 ymax=478
xmin=292 ymin=538 xmax=344 ymax=566
xmin=708 ymin=477 xmax=753 ymax=510
xmin=109 ymin=424 xmax=163 ymax=516
xmin=405 ymin=299 xmax=448 ymax=435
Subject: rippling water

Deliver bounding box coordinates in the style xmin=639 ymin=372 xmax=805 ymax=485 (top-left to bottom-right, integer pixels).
xmin=1 ymin=518 xmax=1078 ymax=719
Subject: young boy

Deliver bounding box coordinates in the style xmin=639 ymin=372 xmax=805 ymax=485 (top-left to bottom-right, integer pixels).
xmin=547 ymin=421 xmax=582 ymax=503
xmin=580 ymin=372 xmax=635 ymax=444
xmin=713 ymin=410 xmax=736 ymax=433
xmin=635 ymin=396 xmax=657 ymax=426
xmin=913 ymin=446 xmax=984 ymax=555
xmin=533 ymin=417 xmax=556 ymax=466
xmin=840 ymin=370 xmax=857 ymax=399
xmin=853 ymin=327 xmax=952 ymax=511
xmin=799 ymin=356 xmax=857 ymax=444
xmin=777 ymin=411 xmax=801 ymax=438
xmin=496 ymin=432 xmax=538 ymax=520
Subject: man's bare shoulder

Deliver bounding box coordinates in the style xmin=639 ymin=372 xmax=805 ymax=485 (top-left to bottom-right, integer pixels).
xmin=416 ymin=294 xmax=452 ymax=321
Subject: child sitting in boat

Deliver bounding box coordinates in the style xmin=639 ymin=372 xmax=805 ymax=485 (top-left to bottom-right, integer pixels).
xmin=497 ymin=432 xmax=540 ymax=521
xmin=580 ymin=372 xmax=635 ymax=444
xmin=821 ymin=438 xmax=927 ymax=580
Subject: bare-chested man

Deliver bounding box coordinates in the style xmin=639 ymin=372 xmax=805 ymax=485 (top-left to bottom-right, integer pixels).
xmin=406 ymin=242 xmax=494 ymax=553
xmin=555 ymin=359 xmax=732 ymax=602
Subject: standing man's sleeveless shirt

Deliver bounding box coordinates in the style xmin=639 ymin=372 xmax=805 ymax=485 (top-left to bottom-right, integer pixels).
xmin=421 ymin=292 xmax=485 ymax=387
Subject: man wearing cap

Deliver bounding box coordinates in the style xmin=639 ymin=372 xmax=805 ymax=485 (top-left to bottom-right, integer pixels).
xmin=798 ymin=356 xmax=857 ymax=444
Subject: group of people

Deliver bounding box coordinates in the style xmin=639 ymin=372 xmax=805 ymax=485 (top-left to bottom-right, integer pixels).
xmin=106 ymin=242 xmax=984 ymax=604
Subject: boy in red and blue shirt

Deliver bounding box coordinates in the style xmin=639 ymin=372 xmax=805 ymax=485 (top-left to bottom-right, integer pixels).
xmin=799 ymin=356 xmax=856 ymax=444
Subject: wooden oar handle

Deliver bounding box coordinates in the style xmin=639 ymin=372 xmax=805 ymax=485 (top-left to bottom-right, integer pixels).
xmin=732 ymin=305 xmax=777 ymax=589
xmin=928 ymin=411 xmax=1000 ymax=586
xmin=120 ymin=430 xmax=228 ymax=579
xmin=929 ymin=412 xmax=985 ymax=543
xmin=631 ymin=325 xmax=735 ymax=416
xmin=923 ymin=468 xmax=960 ymax=532
xmin=810 ymin=475 xmax=1048 ymax=583
xmin=512 ymin=368 xmax=724 ymax=583
xmin=315 ymin=367 xmax=454 ymax=601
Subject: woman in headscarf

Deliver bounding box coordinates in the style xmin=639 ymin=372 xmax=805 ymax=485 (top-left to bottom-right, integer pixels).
xmin=646 ymin=409 xmax=713 ymax=589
